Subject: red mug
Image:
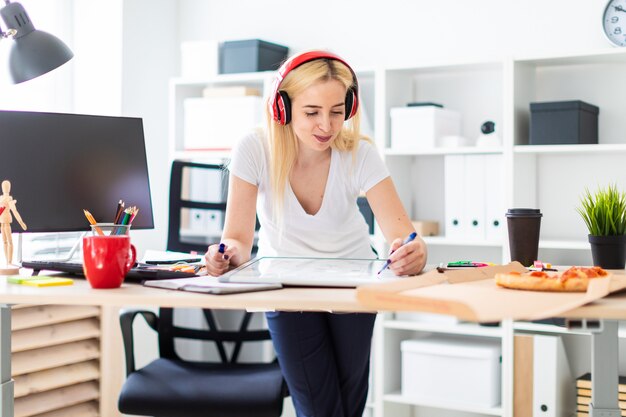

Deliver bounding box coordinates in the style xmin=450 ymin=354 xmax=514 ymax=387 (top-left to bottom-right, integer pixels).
xmin=82 ymin=235 xmax=136 ymax=289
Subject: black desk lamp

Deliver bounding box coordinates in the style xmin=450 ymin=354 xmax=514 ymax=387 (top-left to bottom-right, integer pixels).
xmin=0 ymin=0 xmax=73 ymax=84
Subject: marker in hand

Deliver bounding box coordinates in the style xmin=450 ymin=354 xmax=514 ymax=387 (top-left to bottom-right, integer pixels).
xmin=218 ymin=243 xmax=229 ymax=260
xmin=377 ymin=232 xmax=418 ymax=275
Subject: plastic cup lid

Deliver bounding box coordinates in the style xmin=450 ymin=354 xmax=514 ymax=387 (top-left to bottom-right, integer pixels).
xmin=506 ymin=208 xmax=542 ymax=217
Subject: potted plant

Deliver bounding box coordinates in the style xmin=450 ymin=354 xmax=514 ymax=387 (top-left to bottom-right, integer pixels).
xmin=577 ymin=184 xmax=626 ymax=269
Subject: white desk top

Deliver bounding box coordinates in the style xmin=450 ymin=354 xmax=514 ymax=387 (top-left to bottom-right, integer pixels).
xmin=0 ymin=276 xmax=372 ymax=312
xmin=2 ymin=272 xmax=626 ymax=319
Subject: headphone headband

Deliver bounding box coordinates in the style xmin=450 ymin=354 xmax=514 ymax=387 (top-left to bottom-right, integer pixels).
xmin=268 ymin=51 xmax=359 ymax=125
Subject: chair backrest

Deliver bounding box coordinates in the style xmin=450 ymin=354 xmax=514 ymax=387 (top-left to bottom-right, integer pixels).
xmin=165 ymin=160 xmax=269 ymax=364
xmin=167 ymin=160 xmax=228 ymax=254
xmin=157 ymin=308 xmax=272 ymax=363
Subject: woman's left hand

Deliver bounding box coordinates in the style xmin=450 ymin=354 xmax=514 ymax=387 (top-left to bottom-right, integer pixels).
xmin=386 ymin=236 xmax=427 ymax=276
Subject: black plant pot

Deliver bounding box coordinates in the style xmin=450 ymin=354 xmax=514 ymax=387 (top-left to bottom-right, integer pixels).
xmin=588 ymin=234 xmax=626 ymax=269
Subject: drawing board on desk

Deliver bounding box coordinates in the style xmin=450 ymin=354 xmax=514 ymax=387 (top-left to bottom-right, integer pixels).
xmin=219 ymin=257 xmax=400 ymax=288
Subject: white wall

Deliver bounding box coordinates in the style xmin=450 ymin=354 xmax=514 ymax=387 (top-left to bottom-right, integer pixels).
xmin=0 ymin=0 xmax=73 ymax=111
xmin=72 ymin=0 xmax=179 ymax=257
xmin=177 ymin=0 xmax=614 ymax=69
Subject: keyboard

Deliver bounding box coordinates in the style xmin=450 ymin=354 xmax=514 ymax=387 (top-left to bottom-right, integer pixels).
xmin=21 ymin=260 xmax=197 ymax=283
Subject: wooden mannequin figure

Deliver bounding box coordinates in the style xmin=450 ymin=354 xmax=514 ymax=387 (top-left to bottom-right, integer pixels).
xmin=0 ymin=180 xmax=27 ymax=274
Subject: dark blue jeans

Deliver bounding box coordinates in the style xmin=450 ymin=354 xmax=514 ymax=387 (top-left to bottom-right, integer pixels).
xmin=265 ymin=311 xmax=376 ymax=417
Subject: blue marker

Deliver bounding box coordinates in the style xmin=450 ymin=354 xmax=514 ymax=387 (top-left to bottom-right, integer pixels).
xmin=218 ymin=243 xmax=229 ymax=260
xmin=377 ymin=232 xmax=418 ymax=275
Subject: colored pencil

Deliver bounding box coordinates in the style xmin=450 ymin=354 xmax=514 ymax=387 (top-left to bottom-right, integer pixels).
xmin=83 ymin=209 xmax=104 ymax=236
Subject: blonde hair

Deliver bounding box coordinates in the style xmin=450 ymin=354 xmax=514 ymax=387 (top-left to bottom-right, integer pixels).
xmin=265 ymin=57 xmax=369 ymax=224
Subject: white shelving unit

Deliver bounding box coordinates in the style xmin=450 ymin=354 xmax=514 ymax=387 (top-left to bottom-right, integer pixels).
xmin=169 ymin=49 xmax=626 ymax=417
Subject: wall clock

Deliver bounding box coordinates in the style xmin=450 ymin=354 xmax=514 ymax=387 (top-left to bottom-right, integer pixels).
xmin=603 ymin=0 xmax=626 ymax=46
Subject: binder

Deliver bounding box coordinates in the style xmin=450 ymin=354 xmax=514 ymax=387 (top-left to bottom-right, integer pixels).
xmin=463 ymin=155 xmax=486 ymax=240
xmin=532 ymin=335 xmax=575 ymax=417
xmin=444 ymin=155 xmax=466 ymax=239
xmin=187 ymin=164 xmax=227 ymax=235
xmin=484 ymin=154 xmax=505 ymax=242
xmin=514 ymin=334 xmax=575 ymax=417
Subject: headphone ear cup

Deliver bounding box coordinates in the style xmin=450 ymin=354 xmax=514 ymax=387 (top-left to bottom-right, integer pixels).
xmin=344 ymin=87 xmax=358 ymax=120
xmin=277 ymin=91 xmax=292 ymax=125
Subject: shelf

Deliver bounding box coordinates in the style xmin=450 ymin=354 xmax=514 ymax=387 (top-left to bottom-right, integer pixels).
xmin=515 ymin=48 xmax=626 ymax=66
xmin=514 ymin=321 xmax=626 ymax=338
xmin=514 ymin=144 xmax=626 ymax=154
xmin=171 ymin=71 xmax=274 ymax=86
xmin=513 ymin=321 xmax=590 ymax=336
xmin=422 ymin=238 xmax=586 ymax=250
xmin=385 ymin=147 xmax=503 ymax=156
xmin=384 ymin=392 xmax=502 ymax=415
xmin=423 ymin=236 xmax=503 ymax=247
xmin=384 ymin=320 xmax=503 ymax=338
xmin=172 ymin=150 xmax=231 ymax=161
xmin=387 ymin=59 xmax=503 ymax=74
xmin=538 ymin=239 xmax=588 ymax=250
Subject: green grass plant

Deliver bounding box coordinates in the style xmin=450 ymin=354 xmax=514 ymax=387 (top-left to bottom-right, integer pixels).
xmin=577 ymin=184 xmax=626 ymax=236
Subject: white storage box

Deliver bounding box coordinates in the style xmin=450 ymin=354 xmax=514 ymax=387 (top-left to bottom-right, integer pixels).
xmin=401 ymin=336 xmax=501 ymax=407
xmin=183 ymin=96 xmax=263 ymax=150
xmin=390 ymin=106 xmax=461 ymax=151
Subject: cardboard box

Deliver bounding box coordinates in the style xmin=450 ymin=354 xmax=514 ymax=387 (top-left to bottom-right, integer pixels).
xmin=401 ymin=336 xmax=501 ymax=407
xmin=219 ymin=39 xmax=288 ymax=74
xmin=529 ymin=100 xmax=599 ymax=145
xmin=357 ymin=263 xmax=626 ymax=322
xmin=183 ymin=96 xmax=263 ymax=150
xmin=390 ymin=106 xmax=461 ymax=151
xmin=412 ymin=220 xmax=439 ymax=236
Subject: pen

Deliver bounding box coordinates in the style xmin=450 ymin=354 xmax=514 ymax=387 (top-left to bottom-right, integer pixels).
xmin=378 ymin=232 xmax=417 ymax=275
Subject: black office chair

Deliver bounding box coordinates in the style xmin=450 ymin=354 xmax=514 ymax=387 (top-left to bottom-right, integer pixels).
xmin=117 ymin=160 xmax=287 ymax=417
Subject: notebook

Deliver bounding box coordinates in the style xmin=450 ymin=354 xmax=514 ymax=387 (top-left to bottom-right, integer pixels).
xmin=144 ymin=276 xmax=282 ymax=295
xmin=21 ymin=259 xmax=197 ymax=283
xmin=218 ymin=257 xmax=401 ymax=288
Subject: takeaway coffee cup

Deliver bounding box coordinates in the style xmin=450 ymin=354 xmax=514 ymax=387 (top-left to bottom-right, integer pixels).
xmin=506 ymin=208 xmax=542 ymax=267
xmin=82 ymin=235 xmax=136 ymax=289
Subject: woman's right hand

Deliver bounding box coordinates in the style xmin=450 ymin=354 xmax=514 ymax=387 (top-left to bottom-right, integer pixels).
xmin=204 ymin=243 xmax=236 ymax=276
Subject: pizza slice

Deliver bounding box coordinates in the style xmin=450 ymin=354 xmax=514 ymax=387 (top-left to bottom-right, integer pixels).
xmin=495 ymin=266 xmax=609 ymax=292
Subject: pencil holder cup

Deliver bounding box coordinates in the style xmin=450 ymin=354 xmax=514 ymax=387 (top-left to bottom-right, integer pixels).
xmin=91 ymin=223 xmax=131 ymax=236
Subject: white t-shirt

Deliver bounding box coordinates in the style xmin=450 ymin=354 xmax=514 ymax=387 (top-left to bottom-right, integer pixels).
xmin=228 ymin=131 xmax=389 ymax=259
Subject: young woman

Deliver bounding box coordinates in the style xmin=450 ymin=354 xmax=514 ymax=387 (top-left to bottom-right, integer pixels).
xmin=205 ymin=50 xmax=427 ymax=417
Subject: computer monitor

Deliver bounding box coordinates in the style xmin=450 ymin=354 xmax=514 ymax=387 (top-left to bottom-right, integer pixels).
xmin=0 ymin=110 xmax=154 ymax=233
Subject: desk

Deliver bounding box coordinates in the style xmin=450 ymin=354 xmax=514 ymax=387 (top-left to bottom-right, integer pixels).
xmin=1 ymin=279 xmax=625 ymax=417
xmin=0 ymin=279 xmax=371 ymax=417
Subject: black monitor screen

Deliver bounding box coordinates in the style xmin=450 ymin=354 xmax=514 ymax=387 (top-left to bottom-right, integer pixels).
xmin=0 ymin=110 xmax=154 ymax=233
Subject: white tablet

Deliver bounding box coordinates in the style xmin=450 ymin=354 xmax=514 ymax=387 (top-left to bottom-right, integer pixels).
xmin=218 ymin=257 xmax=400 ymax=288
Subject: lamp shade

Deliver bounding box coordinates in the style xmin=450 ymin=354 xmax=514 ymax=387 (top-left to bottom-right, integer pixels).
xmin=1 ymin=1 xmax=74 ymax=84
xmin=8 ymin=30 xmax=73 ymax=83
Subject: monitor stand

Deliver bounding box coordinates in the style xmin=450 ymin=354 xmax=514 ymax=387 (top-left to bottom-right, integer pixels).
xmin=17 ymin=231 xmax=88 ymax=265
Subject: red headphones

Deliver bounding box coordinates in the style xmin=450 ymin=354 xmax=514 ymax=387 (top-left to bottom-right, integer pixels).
xmin=268 ymin=51 xmax=359 ymax=125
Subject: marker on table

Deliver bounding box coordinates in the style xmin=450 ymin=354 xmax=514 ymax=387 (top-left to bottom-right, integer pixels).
xmin=378 ymin=232 xmax=418 ymax=275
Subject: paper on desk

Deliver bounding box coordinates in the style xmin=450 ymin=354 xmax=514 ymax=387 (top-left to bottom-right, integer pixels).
xmin=142 ymin=249 xmax=203 ymax=264
xmin=357 ymin=262 xmax=626 ymax=323
xmin=144 ymin=276 xmax=282 ymax=295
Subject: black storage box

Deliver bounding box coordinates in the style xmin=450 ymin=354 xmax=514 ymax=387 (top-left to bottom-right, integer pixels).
xmin=219 ymin=39 xmax=288 ymax=74
xmin=529 ymin=100 xmax=599 ymax=145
